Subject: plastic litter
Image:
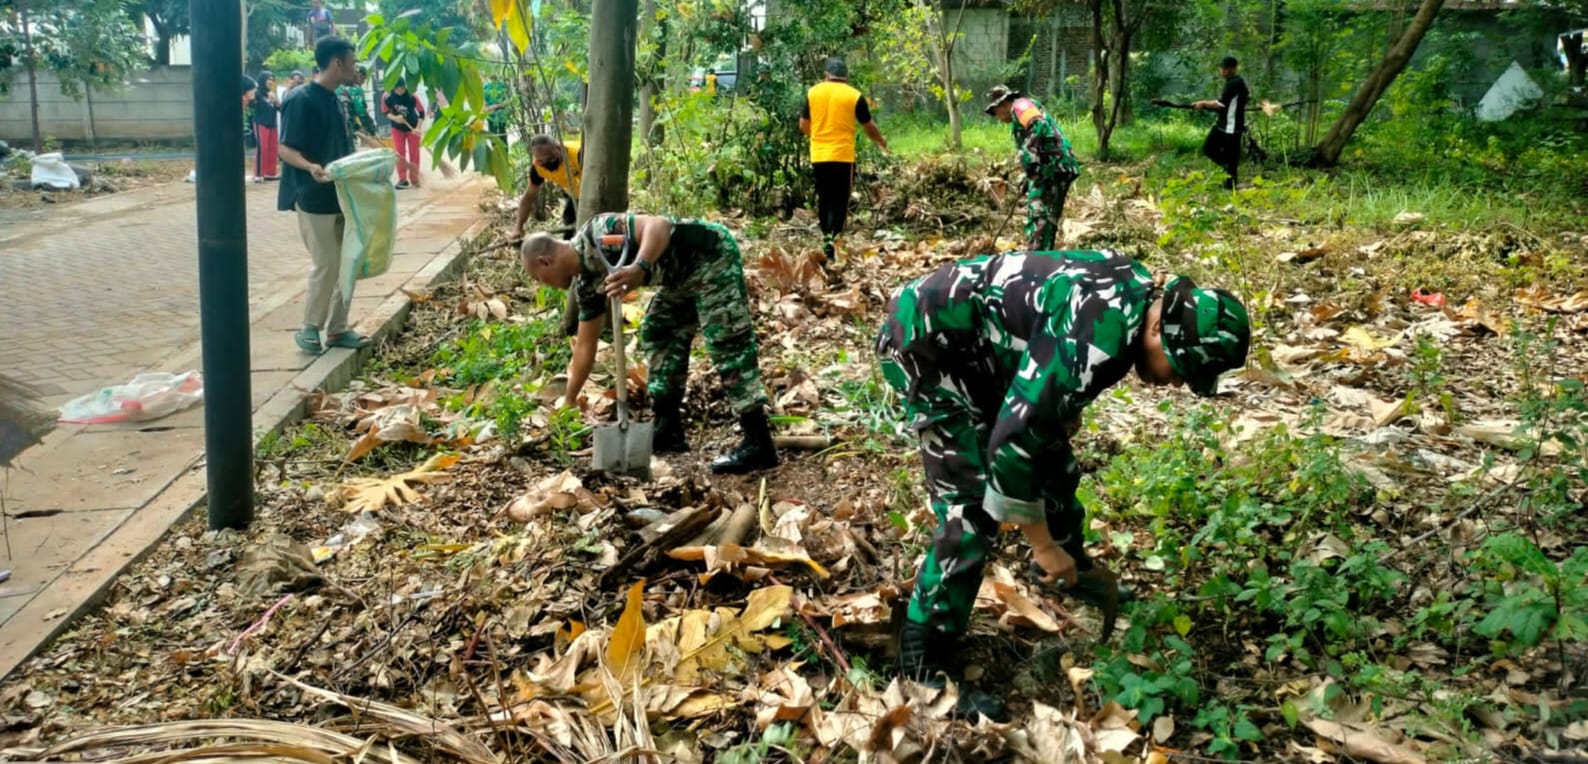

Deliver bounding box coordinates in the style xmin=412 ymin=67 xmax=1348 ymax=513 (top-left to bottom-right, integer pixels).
xmin=326 ymin=149 xmax=398 ymax=307
xmin=30 ymin=153 xmax=79 ymax=190
xmin=1411 ymin=288 xmax=1446 ymax=308
xmin=310 ymin=512 xmax=382 ymax=564
xmin=58 ymin=371 xmax=204 ymax=425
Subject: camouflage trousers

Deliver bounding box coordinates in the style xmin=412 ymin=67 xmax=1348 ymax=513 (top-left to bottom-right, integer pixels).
xmin=641 ymin=224 xmax=769 ymax=414
xmin=876 ymin=325 xmax=1090 ymax=635
xmin=1024 ymin=177 xmax=1072 ymax=251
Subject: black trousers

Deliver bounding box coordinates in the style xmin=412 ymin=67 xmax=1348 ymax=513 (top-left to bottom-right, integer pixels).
xmin=1203 ymin=129 xmax=1241 ymax=185
xmin=812 ymin=161 xmax=854 ymax=252
xmin=559 ymin=188 xmax=578 ymax=239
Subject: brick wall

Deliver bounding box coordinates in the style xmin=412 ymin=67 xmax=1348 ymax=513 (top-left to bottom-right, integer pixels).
xmin=1000 ymin=7 xmax=1092 ymax=100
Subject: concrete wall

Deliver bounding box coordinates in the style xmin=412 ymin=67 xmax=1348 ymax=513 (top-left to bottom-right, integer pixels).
xmin=952 ymin=8 xmax=1010 ymax=94
xmin=0 ymin=67 xmax=194 ymax=144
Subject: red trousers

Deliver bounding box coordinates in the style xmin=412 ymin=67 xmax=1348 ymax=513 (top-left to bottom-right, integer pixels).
xmin=393 ymin=128 xmax=421 ymax=184
xmin=254 ymin=124 xmax=278 ymax=178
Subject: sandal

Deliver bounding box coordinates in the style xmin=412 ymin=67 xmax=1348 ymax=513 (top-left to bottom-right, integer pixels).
xmin=294 ymin=326 xmax=323 ymax=354
xmin=325 ymin=330 xmax=371 ymax=349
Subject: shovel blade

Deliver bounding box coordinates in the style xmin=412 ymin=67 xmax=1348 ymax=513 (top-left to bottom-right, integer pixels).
xmin=593 ymin=422 xmax=654 ymax=479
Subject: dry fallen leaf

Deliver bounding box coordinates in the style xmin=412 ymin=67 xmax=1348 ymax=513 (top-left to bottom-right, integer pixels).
xmin=1342 ymin=326 xmax=1398 ymax=353
xmin=337 ymin=453 xmax=460 ymax=513
xmin=503 ymin=470 xmax=598 ymax=522
xmin=1004 ymin=701 xmax=1086 ymax=762
xmin=1454 ymin=298 xmax=1512 ymax=336
xmin=1304 ymin=718 xmax=1426 ymax=764
xmin=605 ymin=580 xmax=647 ymax=683
xmin=667 ymin=543 xmax=831 ymax=583
xmin=1516 ymin=285 xmax=1588 ymax=314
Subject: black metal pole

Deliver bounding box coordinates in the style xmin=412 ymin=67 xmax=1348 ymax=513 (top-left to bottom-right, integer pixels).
xmin=191 ymin=0 xmax=254 ymax=529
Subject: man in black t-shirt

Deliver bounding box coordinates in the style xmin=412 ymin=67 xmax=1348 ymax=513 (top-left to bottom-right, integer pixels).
xmin=1193 ymin=56 xmax=1249 ymax=190
xmin=278 ymin=36 xmax=367 ymax=354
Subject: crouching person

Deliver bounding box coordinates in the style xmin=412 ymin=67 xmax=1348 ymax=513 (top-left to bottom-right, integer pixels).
xmin=520 ymin=213 xmax=779 ymax=474
xmin=876 ymin=249 xmax=1251 ymax=721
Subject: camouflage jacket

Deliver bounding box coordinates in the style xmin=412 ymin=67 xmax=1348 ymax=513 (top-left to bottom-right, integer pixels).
xmin=570 ymin=213 xmax=721 ymax=322
xmin=884 ymin=250 xmax=1154 ymax=523
xmin=1009 ymin=96 xmax=1081 ymax=184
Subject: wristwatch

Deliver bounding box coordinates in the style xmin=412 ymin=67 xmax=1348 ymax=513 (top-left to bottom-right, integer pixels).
xmin=635 ymin=259 xmax=653 ymax=284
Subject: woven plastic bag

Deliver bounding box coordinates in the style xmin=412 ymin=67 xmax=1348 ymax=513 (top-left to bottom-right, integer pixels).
xmin=326 ymin=148 xmax=398 ymax=305
xmin=59 ymin=371 xmax=204 ymax=425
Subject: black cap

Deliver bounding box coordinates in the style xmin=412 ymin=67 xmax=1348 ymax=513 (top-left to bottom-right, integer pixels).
xmin=824 ymin=57 xmax=848 ymax=79
xmin=1220 ymin=56 xmax=1239 ymax=69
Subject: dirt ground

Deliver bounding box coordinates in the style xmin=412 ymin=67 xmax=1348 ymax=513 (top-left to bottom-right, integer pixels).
xmin=1 ymin=157 xmax=1586 ymax=762
xmin=0 ymin=158 xmax=192 ymax=220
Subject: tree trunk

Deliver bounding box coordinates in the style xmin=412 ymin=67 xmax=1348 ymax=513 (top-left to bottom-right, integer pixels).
xmin=576 ymin=0 xmax=639 ymax=223
xmin=1309 ymin=0 xmax=1444 ymax=168
xmin=1108 ymin=26 xmax=1132 ymax=127
xmin=1564 ymin=32 xmax=1586 ymax=89
xmin=938 ymin=0 xmax=970 ymax=149
xmin=1088 ymin=0 xmax=1110 ymax=155
xmin=86 ymin=85 xmax=98 ymax=155
xmin=153 ymin=23 xmax=173 ymax=67
xmin=637 ymin=0 xmax=662 ymax=150
xmin=943 ymin=48 xmax=961 ymax=148
xmin=19 ymin=0 xmax=42 ymax=152
xmin=240 ymin=0 xmax=249 ymax=66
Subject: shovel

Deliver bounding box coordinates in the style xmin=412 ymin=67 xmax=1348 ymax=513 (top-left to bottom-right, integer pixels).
xmin=591 ymin=241 xmax=653 ymax=479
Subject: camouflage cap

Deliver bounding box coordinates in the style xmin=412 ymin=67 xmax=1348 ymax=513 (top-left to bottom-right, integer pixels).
xmin=983 ymin=85 xmax=1020 ymax=114
xmin=1160 ymin=276 xmax=1250 ymax=396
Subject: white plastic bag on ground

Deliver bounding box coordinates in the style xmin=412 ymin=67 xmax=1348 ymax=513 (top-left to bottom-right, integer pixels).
xmin=30 ymin=152 xmax=80 ymax=190
xmin=327 ymin=149 xmax=398 ymax=305
xmin=59 ymin=371 xmax=204 ymax=425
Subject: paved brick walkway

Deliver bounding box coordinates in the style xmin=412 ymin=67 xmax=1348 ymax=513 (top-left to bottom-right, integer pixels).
xmin=0 ymin=168 xmax=490 ymax=678
xmin=0 ymin=175 xmax=471 ymax=403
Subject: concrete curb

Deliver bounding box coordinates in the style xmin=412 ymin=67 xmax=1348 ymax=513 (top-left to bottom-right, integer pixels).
xmin=0 ymin=213 xmax=490 ymax=682
xmin=251 ymin=218 xmax=483 ymax=442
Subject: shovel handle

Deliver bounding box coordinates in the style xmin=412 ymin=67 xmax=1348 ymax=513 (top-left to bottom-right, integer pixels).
xmin=611 ymin=295 xmax=629 ymax=429
xmin=608 ymin=235 xmax=635 ymax=430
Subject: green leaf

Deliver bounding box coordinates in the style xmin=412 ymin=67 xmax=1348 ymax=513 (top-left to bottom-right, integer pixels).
xmin=1234 ymin=716 xmax=1262 ymax=741
xmin=1476 ymin=591 xmax=1555 ymax=648
xmin=1280 ymin=700 xmax=1300 ymax=729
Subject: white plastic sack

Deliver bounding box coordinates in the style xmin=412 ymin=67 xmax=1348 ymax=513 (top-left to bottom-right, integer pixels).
xmin=30 ymin=152 xmax=79 ymax=190
xmin=327 ymin=149 xmax=398 ymax=304
xmin=59 ymin=371 xmax=204 ymax=425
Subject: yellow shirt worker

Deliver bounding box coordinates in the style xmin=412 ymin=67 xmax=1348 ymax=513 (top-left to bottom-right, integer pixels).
xmin=515 ymin=134 xmax=583 ymax=238
xmin=799 ymin=58 xmax=887 ymax=260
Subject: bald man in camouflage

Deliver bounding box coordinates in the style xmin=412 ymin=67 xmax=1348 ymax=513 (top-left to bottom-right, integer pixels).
xmin=519 ymin=213 xmax=778 ymax=474
xmin=877 ymin=249 xmax=1250 ymax=720
xmin=983 ymin=85 xmax=1081 ymax=250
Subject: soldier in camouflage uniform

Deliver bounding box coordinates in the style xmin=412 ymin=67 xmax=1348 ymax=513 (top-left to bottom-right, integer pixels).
xmin=983 ymin=86 xmax=1081 ymax=250
xmin=876 ymin=249 xmax=1250 ymax=720
xmin=520 ymin=213 xmax=778 ymax=474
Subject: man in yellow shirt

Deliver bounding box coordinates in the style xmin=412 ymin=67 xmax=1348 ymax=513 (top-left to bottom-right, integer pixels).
xmin=799 ymin=58 xmax=887 ymax=261
xmin=515 ymin=134 xmax=583 ymax=239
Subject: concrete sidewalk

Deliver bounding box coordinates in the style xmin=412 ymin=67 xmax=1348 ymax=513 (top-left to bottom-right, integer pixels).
xmin=0 ymin=169 xmax=492 ymax=679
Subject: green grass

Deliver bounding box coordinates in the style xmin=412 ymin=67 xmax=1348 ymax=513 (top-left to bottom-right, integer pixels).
xmin=886 ymin=108 xmax=1587 ymax=232
xmin=886 ymin=115 xmax=1011 ymax=159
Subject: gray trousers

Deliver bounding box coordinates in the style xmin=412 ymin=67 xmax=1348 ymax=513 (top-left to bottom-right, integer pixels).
xmin=296 ymin=208 xmax=350 ymax=336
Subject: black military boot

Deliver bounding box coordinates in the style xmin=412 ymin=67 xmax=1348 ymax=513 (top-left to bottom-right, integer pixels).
xmin=709 ymin=407 xmax=779 ymax=474
xmin=898 ymin=620 xmax=1009 ymax=723
xmin=651 ymin=394 xmax=689 ymax=453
